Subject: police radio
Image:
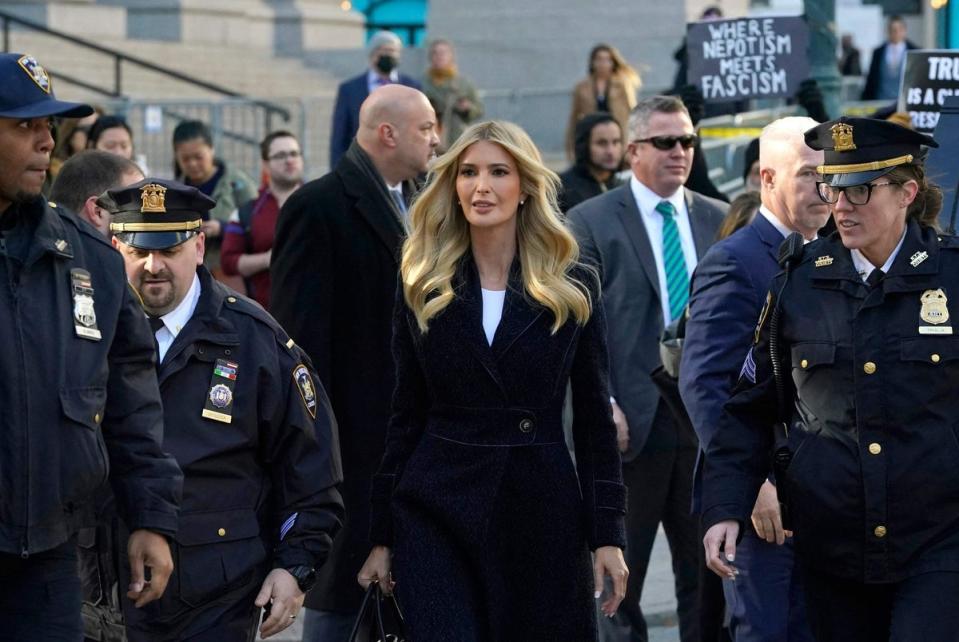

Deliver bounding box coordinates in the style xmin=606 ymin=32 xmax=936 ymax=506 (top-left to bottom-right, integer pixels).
xmin=769 ymin=232 xmax=804 ymax=531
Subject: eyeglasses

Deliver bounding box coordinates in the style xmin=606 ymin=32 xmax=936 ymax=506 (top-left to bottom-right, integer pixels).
xmin=268 ymin=150 xmax=302 ymax=162
xmin=816 ymin=181 xmax=899 ymax=206
xmin=632 ymin=135 xmax=699 ymax=150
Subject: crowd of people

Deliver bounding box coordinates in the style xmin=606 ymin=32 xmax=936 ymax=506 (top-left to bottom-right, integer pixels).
xmin=0 ymin=6 xmax=955 ymax=642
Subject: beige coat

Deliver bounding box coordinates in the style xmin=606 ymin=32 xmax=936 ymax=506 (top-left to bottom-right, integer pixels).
xmin=565 ymin=76 xmax=635 ymax=159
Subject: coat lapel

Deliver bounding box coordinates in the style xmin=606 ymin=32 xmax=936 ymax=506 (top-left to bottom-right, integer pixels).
xmin=491 ymin=263 xmax=545 ymax=360
xmin=338 ymin=157 xmax=405 ymax=264
xmin=751 ymin=212 xmax=785 ymax=265
xmin=614 ymin=187 xmax=663 ymax=302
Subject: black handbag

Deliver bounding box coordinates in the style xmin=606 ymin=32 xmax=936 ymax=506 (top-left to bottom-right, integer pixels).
xmin=348 ymin=583 xmax=408 ymax=642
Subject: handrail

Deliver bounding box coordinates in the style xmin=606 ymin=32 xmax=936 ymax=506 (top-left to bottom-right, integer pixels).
xmin=0 ymin=9 xmax=290 ymax=121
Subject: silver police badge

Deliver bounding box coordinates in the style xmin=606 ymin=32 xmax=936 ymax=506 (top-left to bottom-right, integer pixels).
xmin=208 ymin=384 xmax=233 ymax=409
xmin=17 ymin=55 xmax=51 ymax=94
xmin=73 ymin=293 xmax=96 ymax=328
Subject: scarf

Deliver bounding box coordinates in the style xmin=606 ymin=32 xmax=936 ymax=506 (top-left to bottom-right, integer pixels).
xmin=344 ymin=140 xmax=408 ymax=228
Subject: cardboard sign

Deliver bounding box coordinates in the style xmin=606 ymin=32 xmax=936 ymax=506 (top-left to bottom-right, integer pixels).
xmin=899 ymin=50 xmax=959 ymax=134
xmin=687 ymin=16 xmax=809 ymax=103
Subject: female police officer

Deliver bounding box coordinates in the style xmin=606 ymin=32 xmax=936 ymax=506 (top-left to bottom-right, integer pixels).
xmin=701 ymin=117 xmax=959 ymax=641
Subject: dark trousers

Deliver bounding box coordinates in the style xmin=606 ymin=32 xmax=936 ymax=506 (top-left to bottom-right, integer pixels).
xmin=0 ymin=536 xmax=83 ymax=642
xmin=724 ymin=532 xmax=812 ymax=642
xmin=602 ymin=403 xmax=700 ymax=642
xmin=801 ymin=567 xmax=959 ymax=642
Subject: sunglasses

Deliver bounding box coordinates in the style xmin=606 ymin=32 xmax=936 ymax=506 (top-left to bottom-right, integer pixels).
xmin=816 ymin=181 xmax=899 ymax=206
xmin=633 ymin=135 xmax=699 ymax=150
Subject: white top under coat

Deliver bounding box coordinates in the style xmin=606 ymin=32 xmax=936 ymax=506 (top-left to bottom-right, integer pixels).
xmin=481 ymin=288 xmax=506 ymax=346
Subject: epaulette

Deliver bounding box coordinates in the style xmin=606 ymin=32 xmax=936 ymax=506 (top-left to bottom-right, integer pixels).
xmin=937 ymin=233 xmax=959 ymax=250
xmin=49 ymin=201 xmax=114 ymax=250
xmin=219 ymin=289 xmax=300 ymax=354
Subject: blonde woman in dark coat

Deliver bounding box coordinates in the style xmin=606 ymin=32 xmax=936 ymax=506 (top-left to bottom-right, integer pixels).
xmin=359 ymin=120 xmax=628 ymax=640
xmin=566 ymin=44 xmax=640 ymax=160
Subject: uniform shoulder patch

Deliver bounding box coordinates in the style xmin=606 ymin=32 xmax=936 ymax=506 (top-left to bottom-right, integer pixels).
xmin=293 ymin=364 xmax=317 ymax=419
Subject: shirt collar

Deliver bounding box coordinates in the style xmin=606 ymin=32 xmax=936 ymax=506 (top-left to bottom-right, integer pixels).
xmin=629 ymin=174 xmax=685 ymax=218
xmin=850 ymin=226 xmax=908 ymax=281
xmin=157 ymin=272 xmax=201 ymax=338
xmin=758 ymin=205 xmax=791 ymax=240
xmin=367 ymin=69 xmax=399 ymax=86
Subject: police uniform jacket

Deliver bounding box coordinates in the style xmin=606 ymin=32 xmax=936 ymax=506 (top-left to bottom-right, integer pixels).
xmin=369 ymin=261 xmax=626 ymax=637
xmin=0 ymin=197 xmax=181 ymax=556
xmin=125 ymin=267 xmax=343 ymax=628
xmin=703 ymin=220 xmax=959 ymax=583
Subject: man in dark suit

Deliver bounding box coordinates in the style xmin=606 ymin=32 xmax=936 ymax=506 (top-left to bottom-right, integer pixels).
xmin=568 ymin=95 xmax=726 ymax=642
xmin=271 ymin=84 xmax=439 ymax=641
xmin=861 ymin=15 xmax=917 ymax=101
xmin=680 ymin=117 xmax=829 ymax=642
xmin=329 ymin=30 xmax=422 ymax=168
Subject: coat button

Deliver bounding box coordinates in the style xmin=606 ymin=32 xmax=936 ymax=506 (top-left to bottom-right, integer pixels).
xmin=519 ymin=419 xmax=533 ymax=433
xmin=94 ymin=413 xmax=101 ymax=424
xmin=868 ymin=443 xmax=882 ymax=455
xmin=874 ymin=525 xmax=887 ymax=538
xmin=863 ymin=362 xmax=877 ymax=375
xmin=227 ymin=296 xmax=237 ymax=303
xmin=217 ymin=528 xmax=226 ymax=537
xmin=931 ymin=354 xmax=941 ymax=364
xmin=800 ymin=359 xmax=809 ymax=369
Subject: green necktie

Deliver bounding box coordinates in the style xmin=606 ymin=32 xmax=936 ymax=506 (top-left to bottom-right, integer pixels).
xmin=656 ymin=200 xmax=689 ymax=322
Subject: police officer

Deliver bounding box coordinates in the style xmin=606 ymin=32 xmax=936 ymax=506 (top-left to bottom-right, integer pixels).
xmin=0 ymin=53 xmax=182 ymax=640
xmin=702 ymin=117 xmax=959 ymax=640
xmin=97 ymin=178 xmax=343 ymax=641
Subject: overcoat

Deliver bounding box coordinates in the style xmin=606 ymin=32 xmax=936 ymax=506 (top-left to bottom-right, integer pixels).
xmin=271 ymin=146 xmax=409 ymax=613
xmin=703 ymin=221 xmax=959 ymax=583
xmin=370 ymin=261 xmax=627 ymax=640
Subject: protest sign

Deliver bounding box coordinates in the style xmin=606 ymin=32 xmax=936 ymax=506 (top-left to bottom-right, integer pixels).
xmin=687 ymin=16 xmax=809 ymax=103
xmin=899 ymin=50 xmax=959 ymax=134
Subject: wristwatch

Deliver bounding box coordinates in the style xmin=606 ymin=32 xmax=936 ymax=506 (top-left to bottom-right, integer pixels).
xmin=285 ymin=565 xmax=317 ymax=593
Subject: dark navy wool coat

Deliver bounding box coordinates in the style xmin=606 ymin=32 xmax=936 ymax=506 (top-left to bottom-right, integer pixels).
xmin=370 ymin=261 xmax=627 ymax=641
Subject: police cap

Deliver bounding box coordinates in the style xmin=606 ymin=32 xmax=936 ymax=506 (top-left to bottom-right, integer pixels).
xmin=804 ymin=116 xmax=938 ymax=187
xmin=0 ymin=53 xmax=93 ymax=119
xmin=101 ymin=178 xmax=216 ymax=250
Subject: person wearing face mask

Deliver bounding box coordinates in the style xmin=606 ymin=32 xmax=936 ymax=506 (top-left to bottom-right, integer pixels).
xmin=329 ymin=30 xmax=421 ymax=168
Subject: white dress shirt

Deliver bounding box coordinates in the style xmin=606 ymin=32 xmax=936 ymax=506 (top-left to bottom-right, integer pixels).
xmin=152 ymin=273 xmax=201 ymax=363
xmin=850 ymin=227 xmax=907 ymax=281
xmin=758 ymin=206 xmax=791 ymax=240
xmin=629 ymin=175 xmax=698 ymax=326
xmin=885 ymin=41 xmax=907 ymax=71
xmin=481 ymin=288 xmax=506 ymax=346
xmin=367 ymin=69 xmax=399 ymax=94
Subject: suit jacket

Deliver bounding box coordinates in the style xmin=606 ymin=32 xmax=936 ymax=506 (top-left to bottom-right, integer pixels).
xmin=329 ymin=71 xmax=422 ymax=167
xmin=270 ymin=148 xmax=406 ymax=613
xmin=567 ymin=184 xmax=726 ymax=461
xmin=861 ymin=40 xmax=918 ymax=101
xmin=678 ymin=214 xmax=784 ymax=512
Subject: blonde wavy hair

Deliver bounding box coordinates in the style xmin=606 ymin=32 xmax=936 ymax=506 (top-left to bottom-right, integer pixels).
xmin=402 ymin=120 xmax=593 ymax=333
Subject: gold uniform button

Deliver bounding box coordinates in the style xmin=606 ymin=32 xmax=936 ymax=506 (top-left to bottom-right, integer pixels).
xmin=868 ymin=443 xmax=882 ymax=455
xmin=874 ymin=525 xmax=887 ymax=538
xmin=226 ymin=296 xmax=237 ymax=303
xmin=94 ymin=413 xmax=101 ymax=424
xmin=800 ymin=359 xmax=809 ymax=369
xmin=863 ymin=362 xmax=877 ymax=375
xmin=217 ymin=528 xmax=226 ymax=537
xmin=931 ymin=354 xmax=941 ymax=364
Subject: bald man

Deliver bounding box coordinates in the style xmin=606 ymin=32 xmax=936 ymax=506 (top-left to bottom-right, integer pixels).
xmin=681 ymin=117 xmax=827 ymax=641
xmin=270 ymin=84 xmax=438 ymax=640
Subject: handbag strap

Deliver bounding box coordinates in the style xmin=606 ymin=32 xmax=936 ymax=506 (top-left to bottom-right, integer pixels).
xmin=347 ymin=584 xmax=378 ymax=642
